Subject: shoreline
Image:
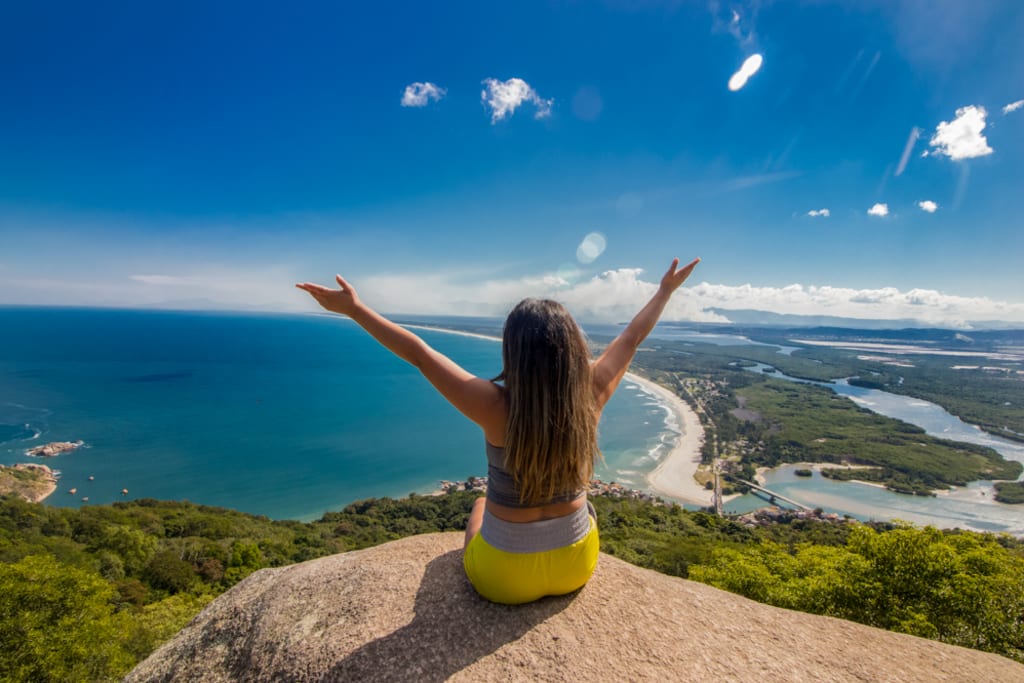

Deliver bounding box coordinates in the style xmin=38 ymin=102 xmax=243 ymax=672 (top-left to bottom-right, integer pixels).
xmin=626 ymin=374 xmax=710 ymax=506
xmin=400 ymin=323 xmax=501 ymax=344
xmin=403 ymin=322 xmax=711 ymax=506
xmin=0 ymin=463 xmax=58 ymax=503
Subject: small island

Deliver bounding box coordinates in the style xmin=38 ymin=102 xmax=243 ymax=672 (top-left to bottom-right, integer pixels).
xmin=994 ymin=481 xmax=1024 ymax=504
xmin=26 ymin=440 xmax=84 ymax=457
xmin=0 ymin=463 xmax=59 ymax=503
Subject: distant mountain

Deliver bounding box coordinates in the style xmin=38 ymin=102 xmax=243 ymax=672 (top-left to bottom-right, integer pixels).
xmin=704 ymin=308 xmax=1024 ymax=331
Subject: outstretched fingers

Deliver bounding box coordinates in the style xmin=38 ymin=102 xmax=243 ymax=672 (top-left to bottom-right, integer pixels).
xmin=662 ymin=257 xmax=701 ymax=291
xmin=677 ymin=257 xmax=700 ymax=278
xmin=295 ymin=282 xmax=328 ymax=294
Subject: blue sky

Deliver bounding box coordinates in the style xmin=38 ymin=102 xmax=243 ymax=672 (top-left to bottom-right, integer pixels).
xmin=1 ymin=1 xmax=1022 ymax=326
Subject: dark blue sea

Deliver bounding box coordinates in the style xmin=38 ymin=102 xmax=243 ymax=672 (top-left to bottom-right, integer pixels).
xmin=0 ymin=307 xmax=676 ymax=520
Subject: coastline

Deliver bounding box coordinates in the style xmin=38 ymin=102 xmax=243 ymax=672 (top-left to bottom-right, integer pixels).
xmin=0 ymin=463 xmax=58 ymax=503
xmin=401 ymin=323 xmax=501 ymax=344
xmin=626 ymin=374 xmax=710 ymax=506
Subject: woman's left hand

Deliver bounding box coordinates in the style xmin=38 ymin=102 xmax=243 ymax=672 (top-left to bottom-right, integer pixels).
xmin=659 ymin=257 xmax=701 ymax=295
xmin=295 ymin=275 xmax=362 ymax=316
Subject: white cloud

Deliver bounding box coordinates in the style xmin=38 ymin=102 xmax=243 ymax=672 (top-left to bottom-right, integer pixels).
xmin=401 ymin=82 xmax=446 ymax=107
xmin=126 ymin=267 xmax=300 ymax=310
xmin=728 ymin=53 xmax=763 ymax=92
xmin=807 ymin=209 xmax=830 ymax=217
xmin=927 ymin=105 xmax=993 ymax=160
xmin=689 ymin=281 xmax=1024 ymax=327
xmin=349 ymin=265 xmax=1024 ymax=327
xmin=867 ymin=203 xmax=889 ymax=217
xmin=918 ymin=200 xmax=938 ymax=213
xmin=1003 ymin=100 xmax=1024 ymax=115
xmin=480 ymin=78 xmax=553 ymax=123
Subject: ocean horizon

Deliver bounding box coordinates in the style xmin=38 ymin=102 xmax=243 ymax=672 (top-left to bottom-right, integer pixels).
xmin=0 ymin=307 xmax=680 ymax=520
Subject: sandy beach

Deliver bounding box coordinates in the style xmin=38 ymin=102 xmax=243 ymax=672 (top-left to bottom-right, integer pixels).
xmin=626 ymin=373 xmax=710 ymax=506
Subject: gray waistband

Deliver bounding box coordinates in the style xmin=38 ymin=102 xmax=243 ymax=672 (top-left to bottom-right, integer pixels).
xmin=480 ymin=501 xmax=596 ymax=554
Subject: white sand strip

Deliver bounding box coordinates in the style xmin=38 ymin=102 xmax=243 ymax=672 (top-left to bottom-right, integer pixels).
xmin=623 ymin=373 xmax=710 ymax=506
xmin=401 ymin=324 xmax=501 ymax=343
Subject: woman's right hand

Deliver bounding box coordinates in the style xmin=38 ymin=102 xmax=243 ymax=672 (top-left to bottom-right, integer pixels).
xmin=295 ymin=275 xmax=363 ymax=317
xmin=659 ymin=257 xmax=701 ymax=296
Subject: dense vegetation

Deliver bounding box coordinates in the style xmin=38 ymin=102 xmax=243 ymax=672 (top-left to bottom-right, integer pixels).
xmin=0 ymin=493 xmax=474 ymax=682
xmin=994 ymin=481 xmax=1024 ymax=504
xmin=748 ymin=329 xmax=1024 ymax=443
xmin=2 ymin=493 xmax=1022 ymax=681
xmin=624 ymin=336 xmax=1023 ymax=495
xmin=735 ymin=379 xmax=1021 ymax=493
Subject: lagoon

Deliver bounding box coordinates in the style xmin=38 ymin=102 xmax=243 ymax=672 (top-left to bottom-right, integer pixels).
xmin=728 ymin=362 xmax=1024 ymax=535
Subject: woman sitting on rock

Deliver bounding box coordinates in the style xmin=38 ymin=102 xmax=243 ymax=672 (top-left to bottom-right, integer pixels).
xmin=296 ymin=256 xmax=699 ymax=604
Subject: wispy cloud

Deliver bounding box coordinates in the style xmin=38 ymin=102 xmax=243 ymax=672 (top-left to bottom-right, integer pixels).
xmin=0 ymin=265 xmax=300 ymax=311
xmin=917 ymin=200 xmax=938 ymax=213
xmin=127 ymin=267 xmax=300 ymax=309
xmin=807 ymin=209 xmax=830 ymax=217
xmin=710 ymin=0 xmax=758 ymax=47
xmin=401 ymin=82 xmax=447 ymax=108
xmin=925 ymin=105 xmax=993 ymax=160
xmin=718 ymin=170 xmax=799 ymax=192
xmin=894 ymin=126 xmax=922 ymax=176
xmin=1002 ymin=99 xmax=1023 ymax=115
xmin=481 ymin=78 xmax=553 ymax=123
xmin=728 ymin=54 xmax=763 ymax=92
xmin=867 ymin=203 xmax=889 ymax=217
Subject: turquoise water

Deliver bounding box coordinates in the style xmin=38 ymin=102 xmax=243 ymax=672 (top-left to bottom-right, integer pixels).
xmin=0 ymin=307 xmax=673 ymax=520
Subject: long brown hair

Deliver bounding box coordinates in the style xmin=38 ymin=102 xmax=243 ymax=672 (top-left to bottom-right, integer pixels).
xmin=494 ymin=298 xmax=599 ymax=505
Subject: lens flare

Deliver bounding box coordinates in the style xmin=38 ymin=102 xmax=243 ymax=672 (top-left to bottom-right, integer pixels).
xmin=576 ymin=232 xmax=607 ymax=264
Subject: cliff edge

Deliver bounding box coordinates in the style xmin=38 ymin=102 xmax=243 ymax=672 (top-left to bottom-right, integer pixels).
xmin=127 ymin=532 xmax=1023 ymax=682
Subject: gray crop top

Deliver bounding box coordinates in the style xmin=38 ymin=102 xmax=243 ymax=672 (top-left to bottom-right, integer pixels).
xmin=485 ymin=442 xmax=585 ymax=508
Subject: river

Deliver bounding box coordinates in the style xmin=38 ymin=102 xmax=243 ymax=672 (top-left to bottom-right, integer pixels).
xmin=724 ymin=363 xmax=1024 ymax=536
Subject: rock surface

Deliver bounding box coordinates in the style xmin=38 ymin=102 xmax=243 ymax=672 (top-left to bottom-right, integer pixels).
xmin=26 ymin=440 xmax=83 ymax=457
xmin=128 ymin=532 xmax=1023 ymax=682
xmin=0 ymin=463 xmax=58 ymax=502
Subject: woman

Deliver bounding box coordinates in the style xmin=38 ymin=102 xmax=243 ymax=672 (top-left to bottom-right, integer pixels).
xmin=296 ymin=256 xmax=700 ymax=604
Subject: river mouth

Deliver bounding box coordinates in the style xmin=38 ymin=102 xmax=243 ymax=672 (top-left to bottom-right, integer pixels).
xmin=725 ymin=362 xmax=1024 ymax=536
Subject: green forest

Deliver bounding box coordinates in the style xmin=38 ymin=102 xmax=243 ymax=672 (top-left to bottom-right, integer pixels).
xmin=1 ymin=493 xmax=1022 ymax=681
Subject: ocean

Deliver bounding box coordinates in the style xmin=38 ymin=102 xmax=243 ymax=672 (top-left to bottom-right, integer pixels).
xmin=0 ymin=307 xmax=677 ymax=520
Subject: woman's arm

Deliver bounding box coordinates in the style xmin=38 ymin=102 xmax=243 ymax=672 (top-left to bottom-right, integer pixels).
xmin=296 ymin=276 xmax=505 ymax=436
xmin=591 ymin=257 xmax=700 ymax=409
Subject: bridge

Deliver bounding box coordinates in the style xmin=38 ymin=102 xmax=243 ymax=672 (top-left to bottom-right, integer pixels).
xmin=734 ymin=479 xmax=813 ymax=512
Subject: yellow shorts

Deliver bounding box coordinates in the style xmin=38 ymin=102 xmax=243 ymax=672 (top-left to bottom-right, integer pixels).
xmin=463 ymin=516 xmax=600 ymax=605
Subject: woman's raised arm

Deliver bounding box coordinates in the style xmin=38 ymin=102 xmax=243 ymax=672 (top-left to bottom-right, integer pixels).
xmin=591 ymin=257 xmax=700 ymax=409
xmin=296 ymin=276 xmax=505 ymax=436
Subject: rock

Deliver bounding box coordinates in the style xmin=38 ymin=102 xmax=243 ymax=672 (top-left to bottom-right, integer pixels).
xmin=127 ymin=532 xmax=1023 ymax=683
xmin=26 ymin=440 xmax=84 ymax=457
xmin=0 ymin=463 xmax=59 ymax=503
